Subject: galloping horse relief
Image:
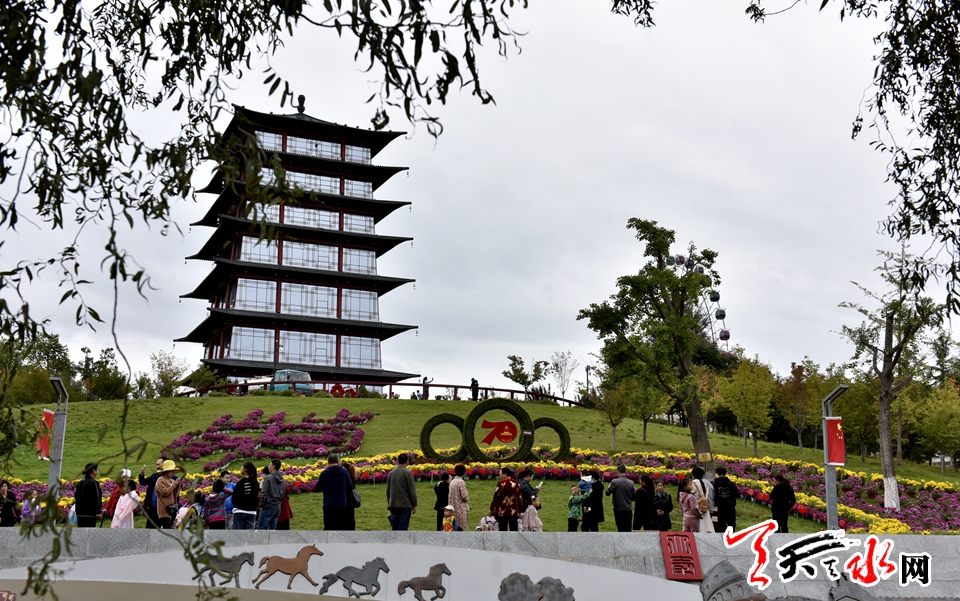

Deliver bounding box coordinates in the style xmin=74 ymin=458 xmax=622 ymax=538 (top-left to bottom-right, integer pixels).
xmin=319 ymin=557 xmax=390 ymax=598
xmin=398 ymin=563 xmax=451 ymax=601
xmin=193 ymin=551 xmax=255 ymax=588
xmin=252 ymin=545 xmax=324 ymax=590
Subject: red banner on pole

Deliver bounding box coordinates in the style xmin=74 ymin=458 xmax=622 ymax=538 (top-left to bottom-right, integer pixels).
xmin=37 ymin=409 xmax=54 ymax=460
xmin=825 ymin=416 xmax=845 ymax=466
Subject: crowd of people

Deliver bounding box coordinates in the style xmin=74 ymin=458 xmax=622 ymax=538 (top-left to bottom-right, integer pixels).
xmin=0 ymin=456 xmax=798 ymax=533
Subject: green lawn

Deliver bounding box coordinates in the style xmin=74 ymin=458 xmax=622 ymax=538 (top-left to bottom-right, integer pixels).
xmin=10 ymin=395 xmax=960 ymax=534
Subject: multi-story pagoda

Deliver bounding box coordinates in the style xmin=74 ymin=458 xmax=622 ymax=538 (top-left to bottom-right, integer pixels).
xmin=176 ymin=97 xmax=418 ymax=383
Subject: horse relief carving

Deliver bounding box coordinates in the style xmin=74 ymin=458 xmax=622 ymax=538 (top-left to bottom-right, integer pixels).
xmin=193 ymin=551 xmax=254 ymax=588
xmin=318 ymin=557 xmax=390 ymax=598
xmin=252 ymin=545 xmax=324 ymax=590
xmin=398 ymin=563 xmax=451 ymax=601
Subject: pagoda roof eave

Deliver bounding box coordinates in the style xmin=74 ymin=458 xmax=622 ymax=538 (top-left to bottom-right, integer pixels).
xmin=199 ymin=357 xmax=419 ymax=383
xmin=190 ymin=187 xmax=410 ymax=227
xmin=186 ymin=215 xmax=410 ymax=261
xmin=229 ymin=105 xmax=406 ymax=158
xmin=175 ymin=308 xmax=416 ymax=343
xmin=180 ymin=259 xmax=414 ymax=299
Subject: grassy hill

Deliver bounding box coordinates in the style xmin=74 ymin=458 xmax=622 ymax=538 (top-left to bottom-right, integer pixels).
xmin=9 ymin=396 xmax=959 ymax=533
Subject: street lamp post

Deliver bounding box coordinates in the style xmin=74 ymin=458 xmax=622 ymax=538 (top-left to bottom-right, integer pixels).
xmin=48 ymin=377 xmax=69 ymax=496
xmin=585 ymin=366 xmax=591 ymax=400
xmin=822 ymin=384 xmax=849 ymax=530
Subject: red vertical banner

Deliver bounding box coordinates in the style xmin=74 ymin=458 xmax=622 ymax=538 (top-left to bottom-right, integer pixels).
xmin=825 ymin=416 xmax=845 ymax=466
xmin=37 ymin=409 xmax=54 ymax=459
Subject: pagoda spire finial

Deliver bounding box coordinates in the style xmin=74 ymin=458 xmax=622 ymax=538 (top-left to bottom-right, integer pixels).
xmin=296 ymin=94 xmax=306 ymax=114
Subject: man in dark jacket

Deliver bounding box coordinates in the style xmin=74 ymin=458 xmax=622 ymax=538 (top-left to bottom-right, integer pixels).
xmin=605 ymin=464 xmax=635 ymax=532
xmin=138 ymin=458 xmax=163 ymax=529
xmin=517 ymin=468 xmax=541 ymax=512
xmin=386 ymin=453 xmax=418 ymax=530
xmin=712 ymin=466 xmax=739 ymax=533
xmin=258 ymin=460 xmax=285 ymax=530
xmin=231 ymin=461 xmax=259 ymax=530
xmin=770 ymin=474 xmax=796 ymax=533
xmin=74 ymin=462 xmax=102 ymax=528
xmin=313 ymin=454 xmax=354 ymax=530
xmin=433 ymin=472 xmax=450 ymax=531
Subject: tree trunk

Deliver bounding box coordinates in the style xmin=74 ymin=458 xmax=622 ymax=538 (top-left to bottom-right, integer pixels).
xmin=642 ymin=419 xmax=649 ymax=441
xmin=896 ymin=402 xmax=903 ymax=467
xmin=878 ymin=311 xmax=901 ymax=511
xmin=753 ymin=432 xmax=759 ymax=457
xmin=611 ymin=425 xmax=616 ymax=450
xmin=687 ymin=391 xmax=716 ymax=479
xmin=743 ymin=428 xmax=748 ymax=448
xmin=797 ymin=428 xmax=804 ymax=452
xmin=941 ymin=455 xmax=946 ymax=475
xmin=861 ymin=441 xmax=867 ymax=463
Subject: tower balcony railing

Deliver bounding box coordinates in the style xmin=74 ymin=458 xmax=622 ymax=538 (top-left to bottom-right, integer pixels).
xmin=179 ymin=379 xmax=586 ymax=408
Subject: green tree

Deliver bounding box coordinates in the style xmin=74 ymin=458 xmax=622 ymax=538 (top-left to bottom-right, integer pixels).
xmin=183 ymin=364 xmax=226 ymax=393
xmin=548 ymin=351 xmax=580 ymax=401
xmin=502 ymin=355 xmax=549 ymax=399
xmin=595 ymin=377 xmax=635 ymax=450
xmin=840 ymin=249 xmax=943 ymax=510
xmin=151 ymin=351 xmax=190 ymax=398
xmin=629 ymin=379 xmax=672 ymax=442
xmin=920 ymin=381 xmax=960 ymax=475
xmin=775 ymin=359 xmax=821 ymax=451
xmin=579 ymin=219 xmax=720 ymax=476
xmin=130 ymin=372 xmax=156 ymax=400
xmin=717 ymin=358 xmax=775 ymax=457
xmin=75 ymin=347 xmax=130 ymax=401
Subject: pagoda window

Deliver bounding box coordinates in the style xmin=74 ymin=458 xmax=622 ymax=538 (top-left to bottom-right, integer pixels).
xmin=343 ymin=179 xmax=372 ymax=199
xmin=239 ymin=237 xmax=279 ymax=265
xmin=342 ymin=289 xmax=379 ymax=321
xmin=344 ymin=145 xmax=371 ymax=164
xmin=281 ymin=283 xmax=337 ymax=318
xmin=340 ymin=336 xmax=381 ymax=369
xmin=287 ymin=170 xmax=339 ymax=195
xmin=285 ymin=206 xmax=339 ymax=230
xmin=343 ymin=213 xmax=375 ymax=234
xmin=280 ymin=330 xmax=336 ymax=366
xmin=287 ymin=135 xmax=340 ymax=161
xmin=342 ymin=248 xmax=377 ymax=275
xmin=259 ymin=167 xmax=280 ymax=187
xmin=228 ymin=326 xmax=275 ymax=362
xmin=282 ymin=241 xmax=337 ymax=270
xmin=233 ymin=278 xmax=277 ymax=313
xmin=249 ymin=202 xmax=280 ymax=223
xmin=255 ymin=131 xmax=283 ymax=152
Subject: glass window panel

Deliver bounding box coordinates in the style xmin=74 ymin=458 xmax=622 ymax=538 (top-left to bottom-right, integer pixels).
xmin=344 ymin=145 xmax=371 ymax=164
xmin=280 ymin=330 xmax=336 ymax=366
xmin=233 ymin=278 xmax=277 ymax=312
xmin=343 ymin=179 xmax=372 ymax=199
xmin=285 ymin=206 xmax=339 ymax=230
xmin=342 ymin=248 xmax=376 ymax=274
xmin=281 ymin=283 xmax=337 ymax=318
xmin=255 ymin=131 xmax=283 ymax=152
xmin=239 ymin=237 xmax=279 ymax=265
xmin=287 ymin=170 xmax=339 ymax=195
xmin=342 ymin=289 xmax=379 ymax=321
xmin=227 ymin=326 xmax=275 ymax=362
xmin=246 ymin=202 xmax=280 ymax=223
xmin=287 ymin=136 xmax=340 ymax=160
xmin=343 ymin=213 xmax=374 ymax=234
xmin=259 ymin=166 xmax=279 ymax=187
xmin=340 ymin=336 xmax=381 ymax=369
xmin=282 ymin=241 xmax=338 ymax=271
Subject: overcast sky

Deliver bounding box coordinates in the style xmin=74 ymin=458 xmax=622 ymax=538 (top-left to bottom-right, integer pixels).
xmin=6 ymin=0 xmax=944 ymax=397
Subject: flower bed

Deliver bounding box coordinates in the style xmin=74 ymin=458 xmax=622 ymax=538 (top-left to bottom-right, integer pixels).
xmin=162 ymin=408 xmax=373 ymax=471
xmin=7 ymin=446 xmax=959 ymax=533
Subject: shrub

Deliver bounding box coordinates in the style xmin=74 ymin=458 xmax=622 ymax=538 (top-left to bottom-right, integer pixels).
xmin=249 ymin=390 xmax=270 ymax=396
xmin=207 ymin=391 xmax=228 ymax=397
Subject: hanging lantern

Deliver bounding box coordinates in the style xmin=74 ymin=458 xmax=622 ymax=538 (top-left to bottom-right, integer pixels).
xmin=715 ymin=309 xmax=726 ymax=320
xmin=675 ymin=255 xmax=685 ymax=266
xmin=719 ymin=329 xmax=730 ymax=341
xmin=709 ymin=291 xmax=720 ymax=303
xmin=685 ymin=257 xmax=696 ymax=270
xmin=695 ymin=265 xmax=705 ymax=274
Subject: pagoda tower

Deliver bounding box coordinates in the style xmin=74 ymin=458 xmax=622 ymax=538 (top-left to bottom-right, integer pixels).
xmin=176 ymin=97 xmax=418 ymax=383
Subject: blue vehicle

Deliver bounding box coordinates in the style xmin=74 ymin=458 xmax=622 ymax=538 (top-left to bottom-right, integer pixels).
xmin=248 ymin=370 xmax=314 ymax=394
